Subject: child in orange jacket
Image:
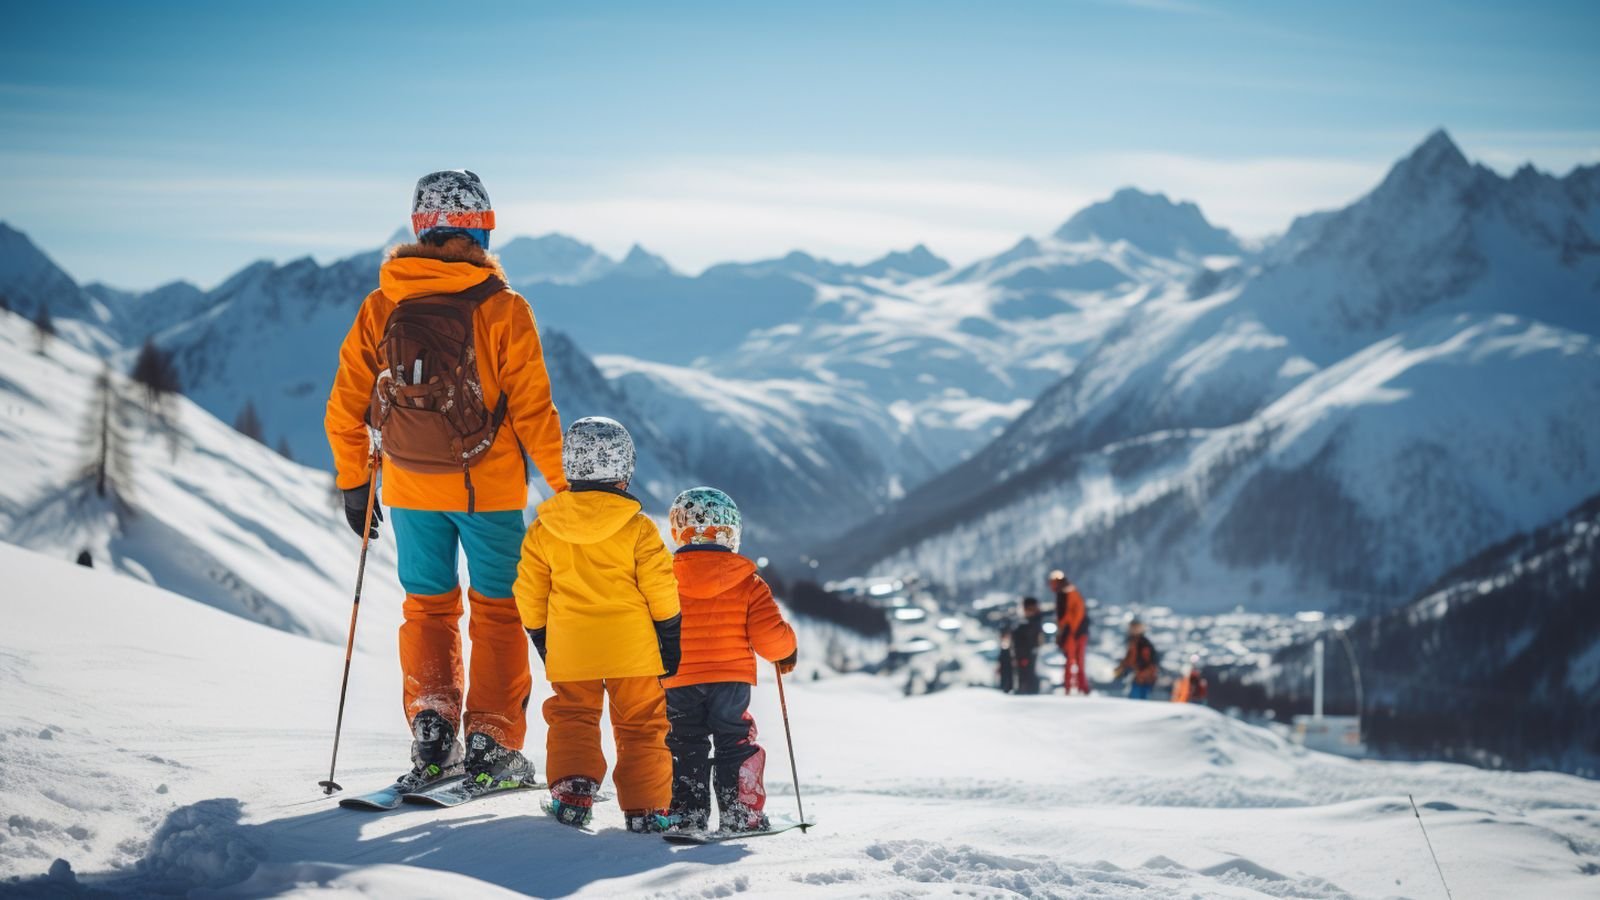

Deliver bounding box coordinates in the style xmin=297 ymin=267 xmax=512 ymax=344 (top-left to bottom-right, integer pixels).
xmin=515 ymin=417 xmax=682 ymax=833
xmin=662 ymin=487 xmax=797 ymax=833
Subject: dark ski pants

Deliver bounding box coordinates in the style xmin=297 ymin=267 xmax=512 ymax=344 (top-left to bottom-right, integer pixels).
xmin=1013 ymin=655 xmax=1040 ymax=695
xmin=665 ymin=682 xmax=766 ymax=828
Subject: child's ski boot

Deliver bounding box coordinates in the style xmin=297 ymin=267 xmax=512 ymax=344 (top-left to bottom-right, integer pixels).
xmin=543 ymin=776 xmax=600 ymax=828
xmin=665 ymin=805 xmax=711 ymax=833
xmin=624 ymin=809 xmax=674 ymax=834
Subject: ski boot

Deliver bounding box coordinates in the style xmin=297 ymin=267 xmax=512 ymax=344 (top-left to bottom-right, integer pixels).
xmin=716 ymin=774 xmax=770 ymax=833
xmin=718 ymin=806 xmax=770 ymax=833
xmin=624 ymin=809 xmax=674 ymax=834
xmin=543 ymin=776 xmax=600 ymax=828
xmin=665 ymin=805 xmax=711 ymax=833
xmin=397 ymin=709 xmax=464 ymax=791
xmin=462 ymin=731 xmax=534 ymax=792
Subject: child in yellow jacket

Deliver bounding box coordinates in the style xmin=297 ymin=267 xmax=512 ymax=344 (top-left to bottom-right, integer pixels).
xmin=515 ymin=417 xmax=682 ymax=833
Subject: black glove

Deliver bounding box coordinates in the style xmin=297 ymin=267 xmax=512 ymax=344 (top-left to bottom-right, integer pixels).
xmin=653 ymin=614 xmax=682 ymax=678
xmin=775 ymin=650 xmax=798 ymax=675
xmin=526 ymin=628 xmax=547 ymax=663
xmin=342 ymin=482 xmax=383 ymax=539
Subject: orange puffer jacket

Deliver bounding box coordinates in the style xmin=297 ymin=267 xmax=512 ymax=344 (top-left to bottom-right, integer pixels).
xmin=325 ymin=242 xmax=567 ymax=512
xmin=663 ymin=548 xmax=796 ymax=689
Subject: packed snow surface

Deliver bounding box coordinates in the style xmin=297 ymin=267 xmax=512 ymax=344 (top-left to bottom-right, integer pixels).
xmin=4 ymin=544 xmax=1598 ymax=898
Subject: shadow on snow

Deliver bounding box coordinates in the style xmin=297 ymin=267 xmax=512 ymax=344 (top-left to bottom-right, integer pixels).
xmin=6 ymin=795 xmax=748 ymax=897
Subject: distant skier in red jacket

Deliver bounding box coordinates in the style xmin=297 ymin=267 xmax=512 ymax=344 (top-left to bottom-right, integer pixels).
xmin=1049 ymin=569 xmax=1090 ymax=696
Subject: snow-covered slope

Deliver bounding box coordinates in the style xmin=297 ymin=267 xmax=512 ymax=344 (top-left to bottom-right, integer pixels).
xmin=4 ymin=541 xmax=1599 ymax=898
xmin=824 ymin=131 xmax=1600 ymax=613
xmin=0 ymin=221 xmax=122 ymax=354
xmin=0 ymin=305 xmax=405 ymax=647
xmin=0 ymin=299 xmax=709 ymax=653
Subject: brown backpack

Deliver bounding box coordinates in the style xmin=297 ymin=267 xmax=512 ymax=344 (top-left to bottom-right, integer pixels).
xmin=368 ymin=276 xmax=508 ymax=508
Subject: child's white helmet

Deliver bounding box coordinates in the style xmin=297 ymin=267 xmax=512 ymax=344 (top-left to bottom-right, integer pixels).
xmin=563 ymin=416 xmax=635 ymax=484
xmin=670 ymin=487 xmax=742 ymax=551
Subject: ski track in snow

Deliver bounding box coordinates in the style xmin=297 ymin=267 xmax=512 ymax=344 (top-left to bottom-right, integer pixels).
xmin=5 ymin=545 xmax=1600 ymax=898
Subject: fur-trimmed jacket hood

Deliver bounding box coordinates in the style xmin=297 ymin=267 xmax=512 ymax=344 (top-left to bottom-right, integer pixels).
xmin=379 ymin=240 xmax=508 ymax=303
xmin=387 ymin=239 xmax=503 ymax=272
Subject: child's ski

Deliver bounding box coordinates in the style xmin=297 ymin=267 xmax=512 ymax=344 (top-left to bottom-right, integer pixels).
xmin=663 ymin=822 xmax=813 ymax=844
xmin=403 ymin=776 xmax=545 ymax=808
xmin=338 ymin=774 xmax=464 ymax=811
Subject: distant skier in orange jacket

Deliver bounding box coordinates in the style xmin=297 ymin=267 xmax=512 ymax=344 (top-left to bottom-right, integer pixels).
xmin=1050 ymin=569 xmax=1090 ymax=696
xmin=1171 ymin=655 xmax=1208 ymax=705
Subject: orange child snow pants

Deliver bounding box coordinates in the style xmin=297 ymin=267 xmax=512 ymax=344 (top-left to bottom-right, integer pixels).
xmin=544 ymin=677 xmax=672 ymax=812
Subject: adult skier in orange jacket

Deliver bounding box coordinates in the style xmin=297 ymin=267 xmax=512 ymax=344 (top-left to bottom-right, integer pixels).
xmin=1050 ymin=569 xmax=1090 ymax=696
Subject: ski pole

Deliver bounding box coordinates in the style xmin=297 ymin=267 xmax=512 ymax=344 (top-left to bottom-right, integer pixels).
xmin=1408 ymin=794 xmax=1454 ymax=900
xmin=319 ymin=455 xmax=381 ymax=795
xmin=774 ymin=664 xmax=810 ymax=832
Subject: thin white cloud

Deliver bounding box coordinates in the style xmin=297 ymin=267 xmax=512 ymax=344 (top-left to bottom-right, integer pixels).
xmin=488 ymin=153 xmax=1382 ymax=271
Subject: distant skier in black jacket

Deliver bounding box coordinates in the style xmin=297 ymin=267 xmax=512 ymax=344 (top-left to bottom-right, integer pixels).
xmin=1009 ymin=597 xmax=1046 ymax=695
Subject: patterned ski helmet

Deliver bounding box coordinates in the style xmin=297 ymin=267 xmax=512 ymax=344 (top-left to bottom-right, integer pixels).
xmin=670 ymin=487 xmax=742 ymax=551
xmin=563 ymin=416 xmax=635 ymax=484
xmin=412 ymin=170 xmax=495 ymax=245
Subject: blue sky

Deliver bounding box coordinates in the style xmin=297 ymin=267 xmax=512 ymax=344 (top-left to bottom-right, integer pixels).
xmin=2 ymin=0 xmax=1596 ymax=289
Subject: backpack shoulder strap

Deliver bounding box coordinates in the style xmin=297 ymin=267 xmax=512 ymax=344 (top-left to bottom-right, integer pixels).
xmin=452 ymin=275 xmax=510 ymax=427
xmin=454 ymin=274 xmax=506 ymax=306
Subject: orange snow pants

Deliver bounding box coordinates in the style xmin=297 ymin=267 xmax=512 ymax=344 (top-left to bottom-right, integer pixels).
xmin=400 ymin=587 xmax=534 ymax=749
xmin=544 ymin=676 xmax=672 ymax=812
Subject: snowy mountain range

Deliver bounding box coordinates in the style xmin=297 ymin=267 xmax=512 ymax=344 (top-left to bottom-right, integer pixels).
xmin=819 ymin=130 xmax=1600 ymax=614
xmin=0 ymin=177 xmax=1227 ymax=547
xmin=4 ymin=129 xmax=1597 ymax=608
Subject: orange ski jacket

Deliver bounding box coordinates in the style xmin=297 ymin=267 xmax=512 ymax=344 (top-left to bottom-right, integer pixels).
xmin=662 ymin=547 xmax=796 ymax=689
xmin=1056 ymin=585 xmax=1087 ymax=643
xmin=1117 ymin=636 xmax=1160 ymax=685
xmin=325 ymin=244 xmax=566 ymax=512
xmin=514 ymin=487 xmax=681 ymax=682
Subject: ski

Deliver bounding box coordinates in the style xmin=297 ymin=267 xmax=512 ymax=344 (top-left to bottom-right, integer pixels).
xmin=662 ymin=822 xmax=813 ymax=844
xmin=403 ymin=776 xmax=546 ymax=808
xmin=338 ymin=774 xmax=465 ymax=811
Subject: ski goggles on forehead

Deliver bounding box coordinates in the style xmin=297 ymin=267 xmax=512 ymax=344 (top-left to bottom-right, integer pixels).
xmin=411 ymin=209 xmax=495 ymax=233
